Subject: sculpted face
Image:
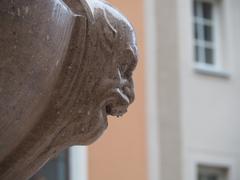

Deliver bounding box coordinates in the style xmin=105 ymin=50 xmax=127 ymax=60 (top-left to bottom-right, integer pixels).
xmin=70 ymin=3 xmax=138 ymax=145
xmin=51 ymin=1 xmax=138 ymax=146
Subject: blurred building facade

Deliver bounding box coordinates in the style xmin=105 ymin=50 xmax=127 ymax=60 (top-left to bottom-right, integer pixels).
xmin=31 ymin=0 xmax=240 ymax=180
xmin=146 ymin=0 xmax=240 ymax=180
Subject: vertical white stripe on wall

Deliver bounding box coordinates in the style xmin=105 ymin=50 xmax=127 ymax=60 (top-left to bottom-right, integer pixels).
xmin=143 ymin=0 xmax=161 ymax=180
xmin=69 ymin=146 xmax=88 ymax=180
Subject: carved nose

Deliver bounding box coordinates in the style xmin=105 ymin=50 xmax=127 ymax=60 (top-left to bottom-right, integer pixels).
xmin=123 ymin=85 xmax=135 ymax=104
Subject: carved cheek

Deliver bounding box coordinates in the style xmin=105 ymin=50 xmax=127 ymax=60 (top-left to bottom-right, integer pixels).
xmin=114 ymin=66 xmax=135 ymax=103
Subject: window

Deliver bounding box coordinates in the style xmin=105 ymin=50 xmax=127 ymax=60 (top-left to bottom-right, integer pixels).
xmin=198 ymin=165 xmax=228 ymax=180
xmin=30 ymin=147 xmax=88 ymax=180
xmin=30 ymin=150 xmax=69 ymax=180
xmin=193 ymin=0 xmax=219 ymax=67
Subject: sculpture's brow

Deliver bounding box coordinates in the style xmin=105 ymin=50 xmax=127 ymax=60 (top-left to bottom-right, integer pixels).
xmin=128 ymin=48 xmax=138 ymax=71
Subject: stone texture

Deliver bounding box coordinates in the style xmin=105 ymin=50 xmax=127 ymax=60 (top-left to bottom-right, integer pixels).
xmin=0 ymin=0 xmax=138 ymax=179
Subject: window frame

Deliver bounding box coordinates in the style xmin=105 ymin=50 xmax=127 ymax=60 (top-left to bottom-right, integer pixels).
xmin=193 ymin=0 xmax=230 ymax=77
xmin=69 ymin=146 xmax=88 ymax=180
xmin=198 ymin=164 xmax=228 ymax=180
xmin=189 ymin=154 xmax=236 ymax=180
xmin=30 ymin=147 xmax=88 ymax=180
xmin=194 ymin=0 xmax=217 ymax=66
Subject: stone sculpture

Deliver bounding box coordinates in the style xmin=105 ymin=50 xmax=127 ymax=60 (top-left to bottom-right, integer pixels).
xmin=0 ymin=0 xmax=138 ymax=179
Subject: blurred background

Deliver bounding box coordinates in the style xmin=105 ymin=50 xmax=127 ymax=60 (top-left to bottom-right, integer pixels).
xmin=31 ymin=0 xmax=240 ymax=180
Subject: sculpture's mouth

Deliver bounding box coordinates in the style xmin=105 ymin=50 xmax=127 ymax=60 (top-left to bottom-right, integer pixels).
xmin=80 ymin=87 xmax=133 ymax=145
xmin=105 ymin=103 xmax=128 ymax=117
xmin=103 ymin=88 xmax=132 ymax=118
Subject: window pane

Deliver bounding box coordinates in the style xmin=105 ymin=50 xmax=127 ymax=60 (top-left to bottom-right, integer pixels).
xmin=194 ymin=1 xmax=198 ymax=17
xmin=205 ymin=47 xmax=214 ymax=64
xmin=202 ymin=2 xmax=212 ymax=19
xmin=195 ymin=45 xmax=205 ymax=63
xmin=199 ymin=174 xmax=218 ymax=180
xmin=204 ymin=25 xmax=213 ymax=42
xmin=208 ymin=175 xmax=218 ymax=180
xmin=194 ymin=23 xmax=199 ymax=39
xmin=194 ymin=23 xmax=204 ymax=41
xmin=198 ymin=165 xmax=228 ymax=180
xmin=195 ymin=45 xmax=200 ymax=62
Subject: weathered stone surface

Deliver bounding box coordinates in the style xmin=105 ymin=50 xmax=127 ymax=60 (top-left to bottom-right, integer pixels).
xmin=0 ymin=0 xmax=138 ymax=179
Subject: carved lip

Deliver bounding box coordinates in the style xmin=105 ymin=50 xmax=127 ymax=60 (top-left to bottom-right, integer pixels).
xmin=105 ymin=104 xmax=128 ymax=117
xmin=102 ymin=88 xmax=130 ymax=118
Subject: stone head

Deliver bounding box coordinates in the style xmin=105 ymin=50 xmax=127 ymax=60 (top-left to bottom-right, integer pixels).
xmin=53 ymin=0 xmax=138 ymax=145
xmin=0 ymin=0 xmax=138 ymax=178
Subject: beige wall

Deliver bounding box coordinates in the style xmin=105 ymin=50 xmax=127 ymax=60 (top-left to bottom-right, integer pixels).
xmin=149 ymin=0 xmax=240 ymax=179
xmin=150 ymin=0 xmax=240 ymax=179
xmin=178 ymin=0 xmax=240 ymax=179
xmin=88 ymin=0 xmax=147 ymax=180
xmin=150 ymin=0 xmax=183 ymax=180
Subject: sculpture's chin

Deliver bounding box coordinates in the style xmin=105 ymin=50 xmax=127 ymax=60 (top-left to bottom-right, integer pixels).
xmin=80 ymin=126 xmax=106 ymax=145
xmin=76 ymin=108 xmax=109 ymax=145
xmin=75 ymin=92 xmax=131 ymax=145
